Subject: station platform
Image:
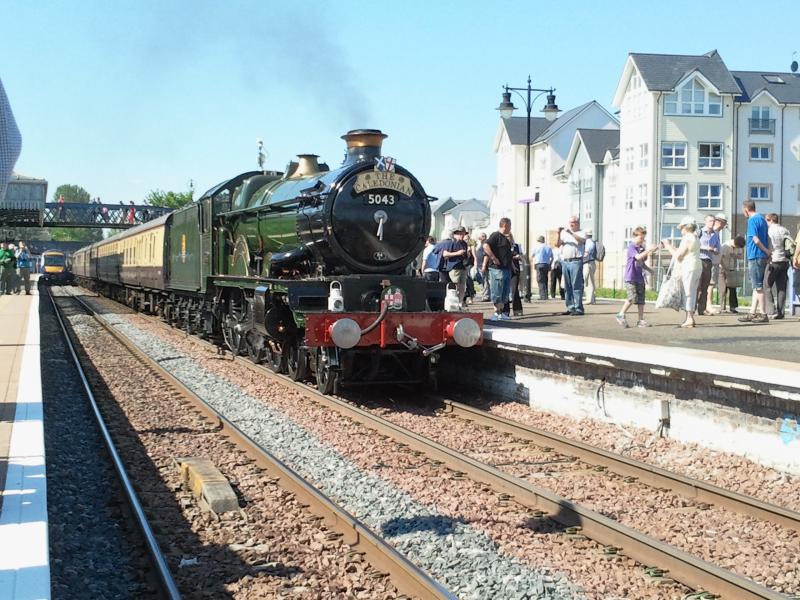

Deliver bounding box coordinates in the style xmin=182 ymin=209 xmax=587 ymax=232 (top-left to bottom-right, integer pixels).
xmin=0 ymin=287 xmax=49 ymax=599
xmin=473 ymin=297 xmax=799 ymax=364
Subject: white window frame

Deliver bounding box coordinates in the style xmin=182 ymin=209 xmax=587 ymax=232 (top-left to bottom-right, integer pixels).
xmin=749 ymin=144 xmax=772 ymax=161
xmin=698 ymin=142 xmax=723 ymax=169
xmin=664 ymin=78 xmax=722 ymax=116
xmin=697 ymin=183 xmax=722 ymax=210
xmin=661 ymin=142 xmax=688 ymax=168
xmin=751 ymin=106 xmax=771 ymax=121
xmin=638 ymin=183 xmax=648 ymax=208
xmin=624 ymin=187 xmax=634 ymax=210
xmin=625 ymin=146 xmax=635 ymax=171
xmin=661 ymin=183 xmax=687 ymax=209
xmin=748 ymin=183 xmax=771 ymax=202
xmin=639 ymin=143 xmax=649 ymax=168
xmin=660 ymin=224 xmax=682 ymax=245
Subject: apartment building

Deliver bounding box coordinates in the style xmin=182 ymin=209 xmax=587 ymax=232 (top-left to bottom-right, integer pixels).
xmin=492 ymin=50 xmax=800 ymax=288
xmin=491 ymin=101 xmax=618 ymax=252
xmin=610 ymin=50 xmax=800 ymax=285
xmin=732 ymin=71 xmax=800 ymax=235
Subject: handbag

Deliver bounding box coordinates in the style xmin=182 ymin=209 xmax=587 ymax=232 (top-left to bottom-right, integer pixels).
xmin=725 ymin=268 xmax=743 ymax=289
xmin=655 ymin=260 xmax=684 ymax=311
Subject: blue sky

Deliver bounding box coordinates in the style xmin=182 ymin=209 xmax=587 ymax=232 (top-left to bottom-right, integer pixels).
xmin=2 ymin=0 xmax=799 ymax=203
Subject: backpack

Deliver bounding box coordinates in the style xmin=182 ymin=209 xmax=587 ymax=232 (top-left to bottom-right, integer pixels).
xmin=595 ymin=240 xmax=606 ymax=262
xmin=785 ymin=234 xmax=797 ymax=259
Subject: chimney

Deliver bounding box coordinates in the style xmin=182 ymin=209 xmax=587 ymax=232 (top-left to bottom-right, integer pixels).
xmin=341 ymin=129 xmax=387 ymax=166
xmin=291 ymin=154 xmax=321 ymax=178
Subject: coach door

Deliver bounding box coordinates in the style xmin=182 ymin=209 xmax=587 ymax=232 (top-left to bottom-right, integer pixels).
xmin=199 ymin=198 xmax=213 ymax=293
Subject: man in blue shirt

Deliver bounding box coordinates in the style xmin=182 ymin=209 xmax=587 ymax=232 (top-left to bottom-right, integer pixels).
xmin=15 ymin=241 xmax=32 ymax=294
xmin=696 ymin=215 xmax=721 ymax=315
xmin=739 ymin=200 xmax=771 ymax=323
xmin=441 ymin=227 xmax=469 ymax=304
xmin=531 ymin=235 xmax=553 ymax=300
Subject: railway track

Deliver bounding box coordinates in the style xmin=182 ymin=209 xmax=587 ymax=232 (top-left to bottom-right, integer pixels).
xmin=70 ymin=287 xmax=794 ymax=599
xmin=433 ymin=397 xmax=800 ymax=534
xmin=55 ymin=286 xmax=454 ymax=600
xmin=47 ymin=287 xmax=182 ymax=600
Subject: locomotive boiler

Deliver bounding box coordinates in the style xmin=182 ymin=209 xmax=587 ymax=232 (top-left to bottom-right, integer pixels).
xmin=73 ymin=129 xmax=483 ymax=394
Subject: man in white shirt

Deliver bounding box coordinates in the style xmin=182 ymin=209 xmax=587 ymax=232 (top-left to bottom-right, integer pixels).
xmin=765 ymin=213 xmax=790 ymax=319
xmin=555 ymin=215 xmax=586 ymax=315
xmin=420 ymin=236 xmax=439 ymax=282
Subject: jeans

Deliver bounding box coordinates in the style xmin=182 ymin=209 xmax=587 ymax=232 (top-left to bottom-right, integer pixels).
xmin=535 ymin=264 xmax=550 ymax=299
xmin=562 ymin=259 xmax=584 ymax=313
xmin=748 ymin=258 xmax=767 ymax=291
xmin=503 ymin=272 xmax=522 ymax=315
xmin=488 ymin=267 xmax=511 ymax=309
xmin=765 ymin=260 xmax=789 ymax=317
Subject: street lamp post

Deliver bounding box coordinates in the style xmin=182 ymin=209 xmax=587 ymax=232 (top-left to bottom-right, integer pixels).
xmin=656 ymin=201 xmax=675 ymax=288
xmin=497 ymin=77 xmax=559 ymax=301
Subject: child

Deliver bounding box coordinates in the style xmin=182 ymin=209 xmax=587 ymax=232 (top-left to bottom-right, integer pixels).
xmin=616 ymin=227 xmax=658 ymax=328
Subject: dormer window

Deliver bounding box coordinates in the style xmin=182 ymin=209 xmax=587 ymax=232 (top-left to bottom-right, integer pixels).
xmin=664 ymin=78 xmax=722 ymax=116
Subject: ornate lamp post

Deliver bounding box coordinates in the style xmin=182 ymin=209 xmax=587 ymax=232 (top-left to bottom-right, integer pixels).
xmin=497 ymin=77 xmax=559 ymax=300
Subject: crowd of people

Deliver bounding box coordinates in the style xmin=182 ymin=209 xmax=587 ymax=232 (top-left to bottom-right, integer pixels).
xmin=420 ymin=204 xmax=800 ymax=327
xmin=0 ymin=241 xmax=33 ymax=295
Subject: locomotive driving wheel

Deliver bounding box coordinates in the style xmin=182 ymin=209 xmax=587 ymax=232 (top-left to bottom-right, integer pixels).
xmin=315 ymin=348 xmax=339 ymax=395
xmin=285 ymin=337 xmax=308 ymax=382
xmin=222 ymin=291 xmax=248 ymax=356
xmin=265 ymin=341 xmax=286 ymax=374
xmin=245 ymin=331 xmax=266 ymax=364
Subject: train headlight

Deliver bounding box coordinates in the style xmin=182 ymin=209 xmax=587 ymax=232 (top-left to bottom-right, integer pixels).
xmin=329 ymin=318 xmax=361 ymax=349
xmin=447 ymin=318 xmax=482 ymax=348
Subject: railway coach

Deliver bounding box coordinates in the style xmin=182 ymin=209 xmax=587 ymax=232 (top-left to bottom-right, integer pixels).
xmin=73 ymin=129 xmax=483 ymax=393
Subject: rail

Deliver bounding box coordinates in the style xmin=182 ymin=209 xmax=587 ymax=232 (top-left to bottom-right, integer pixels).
xmin=438 ymin=398 xmax=800 ymax=534
xmin=72 ymin=287 xmax=788 ymax=599
xmin=61 ymin=288 xmax=455 ymax=600
xmin=47 ymin=287 xmax=182 ymax=600
xmin=220 ymin=343 xmax=784 ymax=599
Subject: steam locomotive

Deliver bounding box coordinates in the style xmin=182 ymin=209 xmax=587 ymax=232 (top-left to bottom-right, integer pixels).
xmin=73 ymin=129 xmax=483 ymax=394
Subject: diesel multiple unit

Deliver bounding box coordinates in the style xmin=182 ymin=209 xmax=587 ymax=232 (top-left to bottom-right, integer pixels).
xmin=73 ymin=129 xmax=482 ymax=393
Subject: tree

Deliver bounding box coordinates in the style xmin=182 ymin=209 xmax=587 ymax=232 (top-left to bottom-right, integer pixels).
xmin=145 ymin=188 xmax=194 ymax=210
xmin=53 ymin=184 xmax=90 ymax=203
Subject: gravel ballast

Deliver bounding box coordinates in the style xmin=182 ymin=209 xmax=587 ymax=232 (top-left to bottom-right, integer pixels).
xmin=92 ymin=310 xmax=582 ymax=600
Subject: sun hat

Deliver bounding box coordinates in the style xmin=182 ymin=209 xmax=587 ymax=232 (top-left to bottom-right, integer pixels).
xmin=678 ymin=216 xmax=696 ymax=229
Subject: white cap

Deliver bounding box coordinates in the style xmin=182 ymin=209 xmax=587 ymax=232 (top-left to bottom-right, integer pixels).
xmin=678 ymin=216 xmax=696 ymax=229
xmin=584 ymin=229 xmax=593 ymax=236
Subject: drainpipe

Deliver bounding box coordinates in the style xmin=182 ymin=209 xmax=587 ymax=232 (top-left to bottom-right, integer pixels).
xmin=780 ymin=104 xmax=785 ymax=221
xmin=732 ymin=97 xmax=738 ymax=238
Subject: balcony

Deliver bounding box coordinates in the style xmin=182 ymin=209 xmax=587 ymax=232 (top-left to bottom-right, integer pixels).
xmin=749 ymin=118 xmax=775 ymax=135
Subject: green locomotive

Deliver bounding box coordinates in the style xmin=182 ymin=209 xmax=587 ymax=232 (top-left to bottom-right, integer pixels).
xmin=73 ymin=129 xmax=483 ymax=393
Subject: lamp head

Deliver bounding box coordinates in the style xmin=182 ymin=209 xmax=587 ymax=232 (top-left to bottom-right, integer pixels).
xmin=542 ymin=92 xmax=560 ymax=122
xmin=497 ymin=90 xmax=515 ymax=119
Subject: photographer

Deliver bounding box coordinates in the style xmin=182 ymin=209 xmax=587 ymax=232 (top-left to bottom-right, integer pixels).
xmin=441 ymin=226 xmax=469 ymax=303
xmin=555 ymin=216 xmax=586 ymax=315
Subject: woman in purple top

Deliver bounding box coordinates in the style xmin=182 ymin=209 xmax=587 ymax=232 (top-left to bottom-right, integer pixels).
xmin=615 ymin=226 xmax=658 ymax=328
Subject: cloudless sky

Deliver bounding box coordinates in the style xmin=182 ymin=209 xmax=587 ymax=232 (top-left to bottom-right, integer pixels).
xmin=2 ymin=0 xmax=799 ymax=203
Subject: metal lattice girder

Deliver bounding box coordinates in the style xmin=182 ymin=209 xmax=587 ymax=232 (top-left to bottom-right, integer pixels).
xmin=39 ymin=203 xmax=172 ymax=228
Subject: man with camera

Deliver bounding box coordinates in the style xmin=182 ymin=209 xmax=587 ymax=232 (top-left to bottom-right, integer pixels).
xmin=441 ymin=226 xmax=469 ymax=304
xmin=555 ymin=216 xmax=586 ymax=315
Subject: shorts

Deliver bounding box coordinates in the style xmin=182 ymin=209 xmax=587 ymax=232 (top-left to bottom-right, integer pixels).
xmin=748 ymin=258 xmax=767 ymax=291
xmin=488 ymin=267 xmax=511 ymax=306
xmin=625 ymin=281 xmax=645 ymax=305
